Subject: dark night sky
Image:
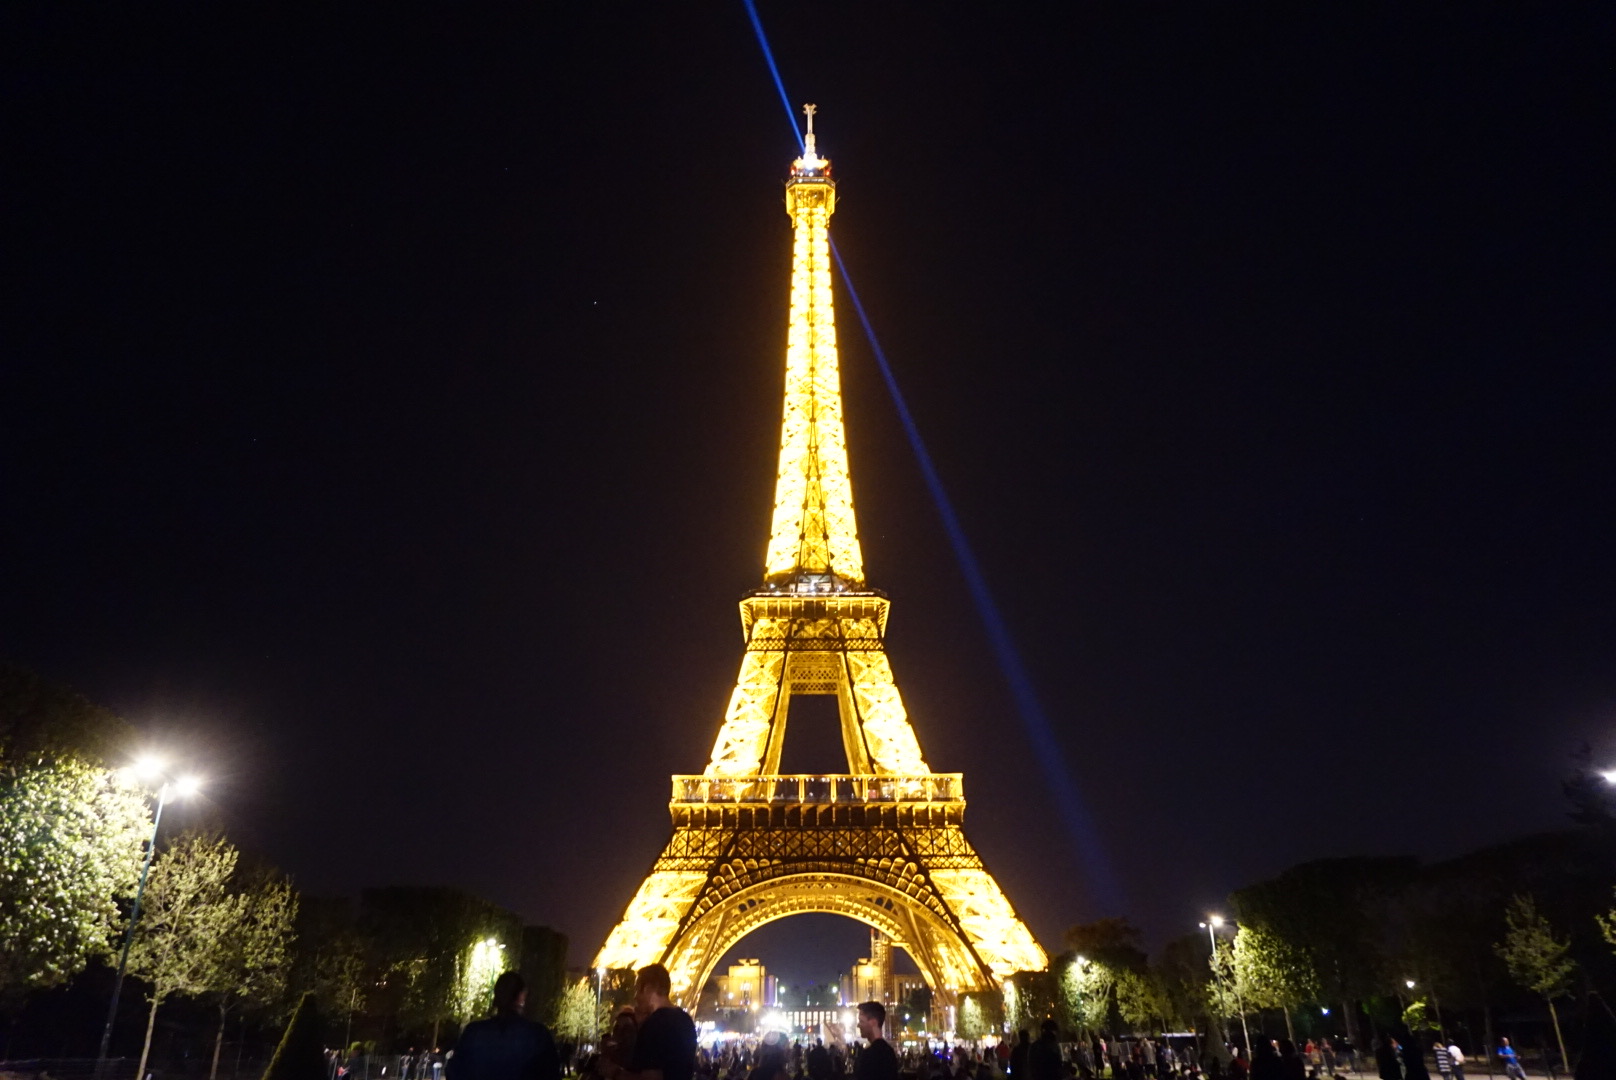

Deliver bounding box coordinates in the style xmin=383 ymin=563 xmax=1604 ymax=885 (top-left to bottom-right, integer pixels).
xmin=5 ymin=5 xmax=1614 ymax=982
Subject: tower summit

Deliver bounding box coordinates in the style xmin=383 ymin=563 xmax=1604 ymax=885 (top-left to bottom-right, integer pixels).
xmin=595 ymin=111 xmax=1047 ymax=1010
xmin=766 ymin=102 xmax=861 ymax=589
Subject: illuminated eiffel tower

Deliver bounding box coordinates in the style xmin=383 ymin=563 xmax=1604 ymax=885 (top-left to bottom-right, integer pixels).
xmin=595 ymin=107 xmax=1048 ymax=1009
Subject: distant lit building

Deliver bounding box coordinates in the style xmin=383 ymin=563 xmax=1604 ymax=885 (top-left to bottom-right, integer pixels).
xmin=712 ymin=958 xmax=773 ymax=1009
xmin=839 ymin=930 xmax=896 ymax=1005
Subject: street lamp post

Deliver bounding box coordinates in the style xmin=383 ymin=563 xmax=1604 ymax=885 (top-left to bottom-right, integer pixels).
xmin=1201 ymin=916 xmax=1252 ymax=1061
xmin=96 ymin=762 xmax=199 ymax=1073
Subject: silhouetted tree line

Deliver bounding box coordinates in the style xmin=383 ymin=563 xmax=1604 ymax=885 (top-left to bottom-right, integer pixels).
xmin=0 ymin=664 xmax=569 ymax=1072
xmin=993 ymin=752 xmax=1616 ymax=1072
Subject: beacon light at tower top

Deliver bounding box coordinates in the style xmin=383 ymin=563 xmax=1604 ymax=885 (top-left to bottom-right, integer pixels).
xmin=791 ymin=103 xmax=828 ymax=177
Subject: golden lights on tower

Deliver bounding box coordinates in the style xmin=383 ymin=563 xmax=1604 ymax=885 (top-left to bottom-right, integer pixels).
xmin=765 ymin=102 xmax=863 ymax=589
xmin=593 ymin=107 xmax=1048 ymax=1007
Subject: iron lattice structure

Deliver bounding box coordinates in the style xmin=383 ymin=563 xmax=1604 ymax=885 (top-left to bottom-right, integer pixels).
xmin=595 ymin=108 xmax=1048 ymax=1006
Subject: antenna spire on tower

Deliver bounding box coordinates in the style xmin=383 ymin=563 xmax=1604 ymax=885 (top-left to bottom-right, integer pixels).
xmin=792 ymin=104 xmax=826 ymax=176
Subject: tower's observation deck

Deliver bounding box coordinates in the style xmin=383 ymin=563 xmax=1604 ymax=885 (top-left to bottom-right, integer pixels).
xmin=594 ymin=108 xmax=1047 ymax=1005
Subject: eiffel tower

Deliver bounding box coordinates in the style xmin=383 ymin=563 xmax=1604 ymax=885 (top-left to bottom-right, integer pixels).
xmin=595 ymin=107 xmax=1048 ymax=1010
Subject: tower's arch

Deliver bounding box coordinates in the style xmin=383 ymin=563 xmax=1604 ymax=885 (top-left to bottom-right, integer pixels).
xmin=671 ymin=873 xmax=989 ymax=1006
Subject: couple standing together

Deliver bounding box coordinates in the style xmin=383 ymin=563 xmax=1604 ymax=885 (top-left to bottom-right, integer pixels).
xmin=449 ymin=964 xmax=695 ymax=1080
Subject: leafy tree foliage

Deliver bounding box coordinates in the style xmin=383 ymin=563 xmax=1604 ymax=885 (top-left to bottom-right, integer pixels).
xmin=1495 ymin=893 xmax=1574 ymax=1070
xmin=1005 ymin=966 xmax=1059 ymax=1035
xmin=205 ymin=869 xmax=299 ymax=1079
xmin=900 ymin=985 xmax=932 ymax=1032
xmin=0 ymin=760 xmax=150 ymax=1000
xmin=1058 ymin=955 xmax=1113 ymax=1034
xmin=127 ymin=832 xmax=244 ymax=1080
xmin=1232 ymin=924 xmax=1318 ymax=1035
xmin=0 ymin=666 xmax=149 ymax=1005
xmin=519 ymin=925 xmax=568 ymax=1024
xmin=0 ymin=662 xmax=135 ymax=775
xmin=552 ymin=976 xmax=603 ymax=1044
xmin=1156 ymin=934 xmax=1214 ymax=1039
xmin=1064 ymin=918 xmax=1148 ymax=975
xmin=359 ymin=886 xmax=521 ymax=1046
xmin=1595 ymin=889 xmax=1616 ymax=956
xmin=286 ymin=896 xmax=369 ymax=1032
xmin=958 ymin=991 xmax=999 ymax=1039
xmin=263 ymin=991 xmax=326 ymax=1080
xmin=1232 ymin=856 xmax=1417 ymax=1042
xmin=1114 ymin=969 xmax=1171 ymax=1032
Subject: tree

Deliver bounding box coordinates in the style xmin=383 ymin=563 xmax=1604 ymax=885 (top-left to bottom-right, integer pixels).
xmin=901 ymin=985 xmax=932 ymax=1032
xmin=1064 ymin=918 xmax=1149 ymax=974
xmin=126 ymin=832 xmax=243 ymax=1080
xmin=1208 ymin=938 xmax=1249 ymax=1052
xmin=553 ymin=976 xmax=603 ymax=1044
xmin=0 ymin=665 xmax=149 ymax=1006
xmin=1157 ymin=935 xmax=1216 ymax=1045
xmin=958 ymin=991 xmax=1000 ymax=1040
xmin=0 ymin=662 xmax=135 ymax=774
xmin=1006 ymin=967 xmax=1059 ymax=1036
xmin=1114 ymin=969 xmax=1171 ymax=1033
xmin=285 ymin=896 xmax=368 ymax=1038
xmin=1495 ymin=894 xmax=1575 ymax=1072
xmin=0 ymin=760 xmax=150 ymax=1001
xmin=263 ymin=992 xmax=326 ymax=1080
xmin=1596 ymin=888 xmax=1616 ymax=955
xmin=519 ymin=926 xmax=568 ymax=1024
xmin=1057 ymin=955 xmax=1113 ymax=1035
xmin=205 ymin=869 xmax=299 ymax=1080
xmin=1232 ymin=857 xmax=1418 ymax=1046
xmin=360 ymin=886 xmax=521 ymax=1046
xmin=1232 ymin=925 xmax=1318 ymax=1041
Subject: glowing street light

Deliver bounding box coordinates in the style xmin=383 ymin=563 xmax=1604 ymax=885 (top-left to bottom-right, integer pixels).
xmin=1601 ymin=770 xmax=1616 ymax=784
xmin=1405 ymin=979 xmax=1416 ymax=990
xmin=96 ymin=760 xmax=203 ymax=1071
xmin=1200 ymin=915 xmax=1252 ymax=1059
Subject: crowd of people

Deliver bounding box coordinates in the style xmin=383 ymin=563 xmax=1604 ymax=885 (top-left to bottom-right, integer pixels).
xmin=439 ymin=965 xmax=1563 ymax=1080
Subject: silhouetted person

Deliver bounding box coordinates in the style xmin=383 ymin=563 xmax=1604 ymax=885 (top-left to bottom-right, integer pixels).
xmin=1011 ymin=1032 xmax=1031 ymax=1079
xmin=605 ymin=1009 xmax=638 ymax=1071
xmin=1399 ymin=1037 xmax=1429 ymax=1080
xmin=747 ymin=1035 xmax=789 ymax=1080
xmin=1028 ymin=1021 xmax=1062 ymax=1080
xmin=1375 ymin=1037 xmax=1403 ymax=1080
xmin=854 ymin=1003 xmax=898 ymax=1080
xmin=447 ymin=972 xmax=561 ymax=1080
xmin=1275 ymin=1040 xmax=1304 ymax=1080
xmin=809 ymin=1040 xmax=832 ymax=1080
xmin=1250 ymin=1038 xmax=1282 ymax=1080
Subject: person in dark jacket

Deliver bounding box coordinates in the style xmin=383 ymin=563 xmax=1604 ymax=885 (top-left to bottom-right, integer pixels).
xmin=1028 ymin=1020 xmax=1062 ymax=1080
xmin=1375 ymin=1037 xmax=1404 ymax=1080
xmin=1275 ymin=1040 xmax=1305 ymax=1080
xmin=1249 ymin=1038 xmax=1282 ymax=1080
xmin=1010 ymin=1032 xmax=1031 ymax=1079
xmin=448 ymin=972 xmax=561 ymax=1080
